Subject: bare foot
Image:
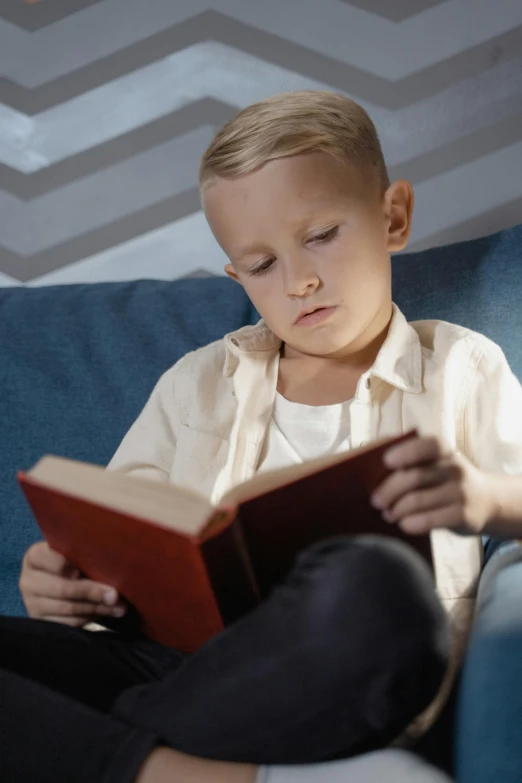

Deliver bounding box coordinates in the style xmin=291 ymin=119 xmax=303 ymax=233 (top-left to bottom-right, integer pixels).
xmin=135 ymin=746 xmax=257 ymax=783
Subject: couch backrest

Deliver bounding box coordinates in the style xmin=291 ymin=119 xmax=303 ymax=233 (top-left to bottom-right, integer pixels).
xmin=392 ymin=223 xmax=522 ymax=383
xmin=0 ymin=223 xmax=520 ymax=615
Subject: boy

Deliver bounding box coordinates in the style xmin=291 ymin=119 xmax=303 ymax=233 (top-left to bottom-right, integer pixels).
xmin=3 ymin=91 xmax=522 ymax=783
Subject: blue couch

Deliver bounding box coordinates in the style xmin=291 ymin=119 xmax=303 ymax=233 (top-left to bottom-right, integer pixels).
xmin=1 ymin=223 xmax=521 ymax=782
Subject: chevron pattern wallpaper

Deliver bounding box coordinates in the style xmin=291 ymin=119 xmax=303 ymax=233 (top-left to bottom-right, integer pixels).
xmin=1 ymin=0 xmax=521 ymax=286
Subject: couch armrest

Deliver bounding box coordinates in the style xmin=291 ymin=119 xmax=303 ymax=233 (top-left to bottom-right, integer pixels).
xmin=456 ymin=542 xmax=522 ymax=783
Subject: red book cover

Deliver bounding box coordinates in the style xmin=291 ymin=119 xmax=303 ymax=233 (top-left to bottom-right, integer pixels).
xmin=18 ymin=477 xmax=258 ymax=652
xmin=235 ymin=434 xmax=433 ymax=596
xmin=18 ymin=430 xmax=432 ymax=652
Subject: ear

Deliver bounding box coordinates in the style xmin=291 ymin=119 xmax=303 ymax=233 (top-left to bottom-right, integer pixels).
xmin=383 ymin=180 xmax=415 ymax=253
xmin=224 ymin=263 xmax=241 ymax=284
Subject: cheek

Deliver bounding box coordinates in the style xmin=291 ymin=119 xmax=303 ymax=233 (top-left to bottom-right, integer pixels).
xmin=240 ymin=277 xmax=276 ymax=311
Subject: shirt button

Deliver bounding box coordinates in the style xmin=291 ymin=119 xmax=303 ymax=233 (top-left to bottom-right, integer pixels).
xmin=365 ymin=378 xmax=371 ymax=389
xmin=360 ymin=441 xmax=368 ymax=447
xmin=231 ymin=338 xmax=239 ymax=346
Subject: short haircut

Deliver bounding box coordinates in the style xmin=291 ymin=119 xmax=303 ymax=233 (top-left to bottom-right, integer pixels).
xmin=200 ymin=90 xmax=390 ymax=192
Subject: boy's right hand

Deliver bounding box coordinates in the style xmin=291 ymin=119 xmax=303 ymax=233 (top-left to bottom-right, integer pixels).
xmin=20 ymin=542 xmax=126 ymax=626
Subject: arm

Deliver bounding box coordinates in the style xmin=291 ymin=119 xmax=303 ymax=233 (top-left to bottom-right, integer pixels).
xmin=371 ymin=341 xmax=522 ymax=538
xmin=465 ymin=340 xmax=522 ymax=538
xmin=107 ymin=365 xmax=179 ymax=482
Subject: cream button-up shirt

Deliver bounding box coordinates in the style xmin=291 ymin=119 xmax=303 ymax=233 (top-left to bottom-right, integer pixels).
xmin=109 ymin=303 xmax=522 ymax=668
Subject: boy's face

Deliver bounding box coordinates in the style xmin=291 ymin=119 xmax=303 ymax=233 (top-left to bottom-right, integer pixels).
xmin=202 ymin=152 xmax=413 ymax=361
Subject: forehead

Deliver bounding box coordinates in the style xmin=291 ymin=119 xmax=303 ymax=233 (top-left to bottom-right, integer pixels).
xmin=204 ymin=153 xmax=368 ymax=234
xmin=203 ymin=153 xmax=356 ymax=216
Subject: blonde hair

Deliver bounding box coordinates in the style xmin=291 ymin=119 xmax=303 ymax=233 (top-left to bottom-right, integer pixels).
xmin=200 ymin=91 xmax=389 ymax=191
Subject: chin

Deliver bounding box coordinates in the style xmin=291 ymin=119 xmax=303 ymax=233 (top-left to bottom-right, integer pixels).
xmin=298 ymin=333 xmax=349 ymax=355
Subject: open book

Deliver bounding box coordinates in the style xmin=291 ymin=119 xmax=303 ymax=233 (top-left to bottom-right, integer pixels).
xmin=18 ymin=429 xmax=432 ymax=652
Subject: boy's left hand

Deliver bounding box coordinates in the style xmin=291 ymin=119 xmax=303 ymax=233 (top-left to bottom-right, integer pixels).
xmin=371 ymin=435 xmax=497 ymax=536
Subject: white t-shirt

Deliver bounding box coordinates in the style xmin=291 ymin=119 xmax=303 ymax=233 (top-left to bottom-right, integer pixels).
xmin=257 ymin=391 xmax=354 ymax=474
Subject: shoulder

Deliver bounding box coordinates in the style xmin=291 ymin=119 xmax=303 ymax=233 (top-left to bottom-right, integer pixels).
xmin=151 ymin=337 xmax=234 ymax=435
xmin=154 ymin=337 xmax=227 ymax=393
xmin=408 ymin=318 xmax=506 ymax=368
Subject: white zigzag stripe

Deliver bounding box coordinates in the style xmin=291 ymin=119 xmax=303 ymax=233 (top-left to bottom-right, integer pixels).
xmin=0 ymin=128 xmax=214 ymax=255
xmin=20 ymin=137 xmax=522 ymax=286
xmin=1 ymin=43 xmax=522 ymax=175
xmin=1 ymin=0 xmax=521 ymax=85
xmin=0 ymin=270 xmax=21 ymax=287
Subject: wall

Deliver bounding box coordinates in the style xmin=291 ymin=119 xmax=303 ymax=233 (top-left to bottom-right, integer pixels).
xmin=1 ymin=0 xmax=521 ymax=286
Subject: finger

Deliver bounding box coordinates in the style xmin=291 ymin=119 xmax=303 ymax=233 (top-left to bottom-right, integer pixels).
xmin=383 ymin=436 xmax=444 ymax=470
xmin=371 ymin=460 xmax=458 ymax=511
xmin=398 ymin=503 xmax=465 ymax=535
xmin=32 ymin=596 xmax=126 ymax=619
xmin=42 ymin=616 xmax=91 ymax=628
xmin=23 ymin=571 xmax=120 ymax=606
xmin=26 ymin=542 xmax=80 ymax=578
xmin=385 ymin=481 xmax=463 ymax=523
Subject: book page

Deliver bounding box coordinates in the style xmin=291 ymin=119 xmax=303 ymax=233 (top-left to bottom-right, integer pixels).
xmin=28 ymin=457 xmax=213 ymax=535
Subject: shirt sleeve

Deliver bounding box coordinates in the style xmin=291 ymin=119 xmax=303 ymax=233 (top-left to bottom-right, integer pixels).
xmin=464 ymin=340 xmax=522 ymax=476
xmin=106 ymin=367 xmax=178 ymax=483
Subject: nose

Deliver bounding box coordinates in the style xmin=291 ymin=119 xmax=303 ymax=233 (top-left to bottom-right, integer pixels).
xmin=282 ymin=255 xmax=320 ymax=298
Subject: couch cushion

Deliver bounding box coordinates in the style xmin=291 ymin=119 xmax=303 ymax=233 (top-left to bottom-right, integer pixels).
xmin=0 ymin=278 xmax=258 ymax=615
xmin=0 ymin=223 xmax=520 ymax=616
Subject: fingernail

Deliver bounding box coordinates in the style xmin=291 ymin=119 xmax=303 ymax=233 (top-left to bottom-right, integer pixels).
xmin=382 ymin=510 xmax=393 ymax=522
xmin=371 ymin=493 xmax=382 ymax=508
xmin=104 ymin=589 xmax=118 ymax=606
xmin=112 ymin=606 xmax=126 ymax=617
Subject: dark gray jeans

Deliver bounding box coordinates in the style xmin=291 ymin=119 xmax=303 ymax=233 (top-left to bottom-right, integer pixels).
xmin=0 ymin=536 xmax=449 ymax=783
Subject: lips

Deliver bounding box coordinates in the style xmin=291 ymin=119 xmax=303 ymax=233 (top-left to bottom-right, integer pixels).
xmin=295 ymin=306 xmax=328 ymax=324
xmin=295 ymin=306 xmax=337 ymax=326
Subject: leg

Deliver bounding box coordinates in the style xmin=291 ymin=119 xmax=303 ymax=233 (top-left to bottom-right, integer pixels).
xmin=0 ymin=535 xmax=448 ymax=781
xmin=114 ymin=535 xmax=449 ymax=764
xmin=0 ymin=667 xmax=159 ymax=783
xmin=0 ymin=615 xmax=184 ymax=711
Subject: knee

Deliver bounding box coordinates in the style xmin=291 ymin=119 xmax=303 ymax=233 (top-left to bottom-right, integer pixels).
xmin=288 ymin=535 xmax=449 ymax=669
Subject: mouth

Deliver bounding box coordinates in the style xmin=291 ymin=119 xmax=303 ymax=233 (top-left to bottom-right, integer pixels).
xmin=294 ymin=306 xmax=337 ymax=326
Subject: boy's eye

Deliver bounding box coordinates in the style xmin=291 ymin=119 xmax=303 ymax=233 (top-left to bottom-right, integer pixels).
xmin=311 ymin=226 xmax=338 ymax=243
xmin=249 ymin=258 xmax=275 ymax=277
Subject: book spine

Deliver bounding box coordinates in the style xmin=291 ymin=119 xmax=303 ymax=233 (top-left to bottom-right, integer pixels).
xmin=200 ymin=508 xmax=261 ymax=625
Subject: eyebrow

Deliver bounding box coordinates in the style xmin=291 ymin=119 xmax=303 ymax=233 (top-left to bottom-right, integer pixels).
xmin=233 ymin=242 xmax=271 ymax=263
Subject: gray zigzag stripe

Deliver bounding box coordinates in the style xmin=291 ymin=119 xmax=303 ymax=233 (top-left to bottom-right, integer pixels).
xmin=0 ymin=189 xmax=201 ymax=283
xmin=339 ymin=0 xmax=447 ymax=23
xmin=388 ymin=110 xmax=522 ymax=186
xmin=0 ymin=0 xmax=104 ymax=31
xmin=407 ymin=199 xmax=522 ymax=253
xmin=4 ymin=189 xmax=522 ymax=284
xmin=0 ymin=99 xmax=236 ymax=200
xmin=0 ymin=128 xmax=214 ymax=255
xmin=1 ymin=11 xmax=521 ymax=113
xmin=2 ymin=105 xmax=521 ymax=202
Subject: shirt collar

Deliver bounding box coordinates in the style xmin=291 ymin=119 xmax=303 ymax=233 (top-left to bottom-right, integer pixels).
xmin=223 ymin=303 xmax=423 ymax=394
xmin=371 ymin=304 xmax=423 ymax=393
